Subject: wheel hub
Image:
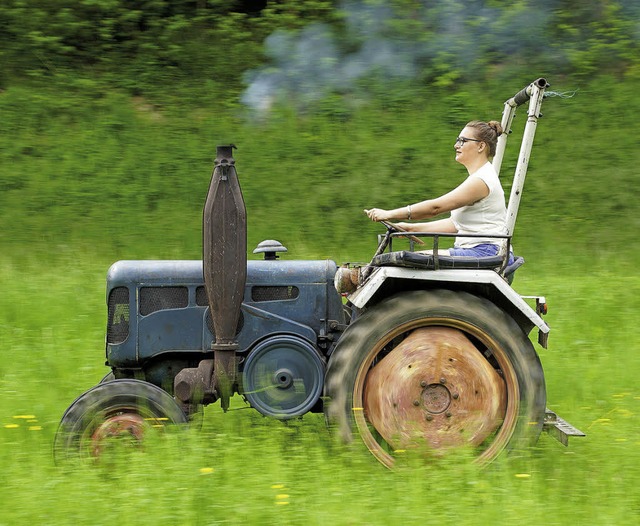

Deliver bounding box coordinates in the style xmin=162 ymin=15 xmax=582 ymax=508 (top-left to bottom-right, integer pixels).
xmin=91 ymin=413 xmax=147 ymax=456
xmin=363 ymin=326 xmax=506 ymax=451
xmin=242 ymin=335 xmax=325 ymax=419
xmin=274 ymin=368 xmax=294 ymax=389
xmin=422 ymin=383 xmax=451 ymax=414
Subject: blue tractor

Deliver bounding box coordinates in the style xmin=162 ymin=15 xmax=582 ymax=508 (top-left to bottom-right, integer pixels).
xmin=55 ymin=79 xmax=583 ymax=467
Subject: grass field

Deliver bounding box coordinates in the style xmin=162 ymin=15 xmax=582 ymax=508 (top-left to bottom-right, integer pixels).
xmin=0 ymin=248 xmax=638 ymax=525
xmin=1 ymin=78 xmax=639 ymax=524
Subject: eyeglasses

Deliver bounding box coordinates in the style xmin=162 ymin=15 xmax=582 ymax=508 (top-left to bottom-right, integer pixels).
xmin=455 ymin=136 xmax=483 ymax=145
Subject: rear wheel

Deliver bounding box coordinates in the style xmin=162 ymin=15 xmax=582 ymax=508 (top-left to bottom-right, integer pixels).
xmin=325 ymin=290 xmax=546 ymax=468
xmin=54 ymin=379 xmax=188 ymax=463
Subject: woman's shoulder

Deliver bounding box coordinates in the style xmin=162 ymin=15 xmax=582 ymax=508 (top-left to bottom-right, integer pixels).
xmin=473 ymin=162 xmax=497 ymax=177
xmin=468 ymin=162 xmax=503 ymax=197
xmin=469 ymin=162 xmax=499 ymax=183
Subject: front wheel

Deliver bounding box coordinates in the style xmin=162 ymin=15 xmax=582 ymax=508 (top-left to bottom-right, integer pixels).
xmin=324 ymin=290 xmax=546 ymax=468
xmin=54 ymin=379 xmax=188 ymax=463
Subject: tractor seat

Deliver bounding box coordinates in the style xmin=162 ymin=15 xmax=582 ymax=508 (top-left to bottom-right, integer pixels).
xmin=371 ymin=251 xmax=525 ymax=283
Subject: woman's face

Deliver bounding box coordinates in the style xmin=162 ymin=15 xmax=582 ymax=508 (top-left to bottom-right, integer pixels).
xmin=454 ymin=126 xmax=484 ymax=166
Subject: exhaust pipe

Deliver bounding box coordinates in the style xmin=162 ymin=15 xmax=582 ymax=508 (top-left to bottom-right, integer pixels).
xmin=203 ymin=145 xmax=247 ymax=411
xmin=174 ymin=145 xmax=247 ymax=412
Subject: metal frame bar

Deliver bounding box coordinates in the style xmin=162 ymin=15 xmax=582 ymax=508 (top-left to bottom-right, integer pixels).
xmin=505 ymin=79 xmax=549 ymax=237
xmin=493 ymin=78 xmax=549 ymax=177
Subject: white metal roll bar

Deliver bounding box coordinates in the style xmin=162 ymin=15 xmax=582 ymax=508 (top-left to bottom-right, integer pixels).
xmin=492 ymin=77 xmax=550 ymax=247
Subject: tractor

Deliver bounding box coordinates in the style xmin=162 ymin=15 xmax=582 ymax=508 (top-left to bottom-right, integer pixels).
xmin=54 ymin=78 xmax=583 ymax=466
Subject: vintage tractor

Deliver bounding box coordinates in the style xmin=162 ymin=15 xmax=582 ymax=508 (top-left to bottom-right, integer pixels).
xmin=54 ymin=78 xmax=583 ymax=466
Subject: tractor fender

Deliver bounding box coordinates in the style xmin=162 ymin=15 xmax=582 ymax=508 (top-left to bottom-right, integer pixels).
xmin=347 ymin=267 xmax=550 ymax=348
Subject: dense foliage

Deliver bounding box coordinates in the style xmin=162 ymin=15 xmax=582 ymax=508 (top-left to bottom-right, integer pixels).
xmin=0 ymin=0 xmax=336 ymax=98
xmin=1 ymin=0 xmax=639 ymax=101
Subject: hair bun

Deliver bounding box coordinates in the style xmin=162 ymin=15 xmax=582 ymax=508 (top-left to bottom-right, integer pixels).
xmin=488 ymin=120 xmax=503 ymax=136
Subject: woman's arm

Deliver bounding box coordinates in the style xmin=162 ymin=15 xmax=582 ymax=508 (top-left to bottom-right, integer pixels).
xmin=366 ymin=176 xmax=489 ymax=222
xmin=395 ymin=218 xmax=457 ymax=233
xmin=411 ymin=177 xmax=489 ymax=219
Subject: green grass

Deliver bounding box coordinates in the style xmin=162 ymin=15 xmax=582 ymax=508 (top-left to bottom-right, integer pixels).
xmin=0 ymin=251 xmax=638 ymax=525
xmin=1 ymin=77 xmax=639 ymax=524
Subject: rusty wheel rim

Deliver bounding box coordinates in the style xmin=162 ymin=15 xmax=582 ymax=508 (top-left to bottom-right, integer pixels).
xmin=54 ymin=380 xmax=189 ymax=464
xmin=85 ymin=410 xmax=168 ymax=458
xmin=352 ymin=317 xmax=520 ymax=468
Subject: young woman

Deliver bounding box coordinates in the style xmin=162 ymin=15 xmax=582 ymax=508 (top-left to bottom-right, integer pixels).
xmin=365 ymin=120 xmax=511 ymax=259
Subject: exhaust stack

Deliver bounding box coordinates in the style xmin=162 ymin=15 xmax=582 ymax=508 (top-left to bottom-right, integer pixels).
xmin=204 ymin=145 xmax=247 ymax=410
xmin=174 ymin=145 xmax=247 ymax=412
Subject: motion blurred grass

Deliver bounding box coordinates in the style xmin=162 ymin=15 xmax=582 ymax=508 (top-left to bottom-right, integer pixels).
xmin=0 ymin=257 xmax=638 ymax=524
xmin=0 ymin=78 xmax=639 ymax=524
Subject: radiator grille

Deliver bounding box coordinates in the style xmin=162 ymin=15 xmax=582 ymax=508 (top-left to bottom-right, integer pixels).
xmin=195 ymin=286 xmax=208 ymax=307
xmin=107 ymin=287 xmax=130 ymax=344
xmin=251 ymin=286 xmax=299 ymax=302
xmin=140 ymin=286 xmax=188 ymax=316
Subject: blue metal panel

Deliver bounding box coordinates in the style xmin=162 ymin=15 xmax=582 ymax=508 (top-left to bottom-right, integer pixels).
xmin=138 ymin=309 xmax=206 ymax=358
xmin=105 ymin=259 xmax=344 ymax=367
xmin=237 ymin=304 xmax=318 ymax=351
xmin=106 ymin=259 xmax=340 ymax=292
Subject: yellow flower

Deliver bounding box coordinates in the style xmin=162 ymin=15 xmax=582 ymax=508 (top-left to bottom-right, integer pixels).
xmin=274 ymin=488 xmax=290 ymax=505
xmin=515 ymin=473 xmax=531 ymax=478
xmin=28 ymin=426 xmax=43 ymax=431
xmin=13 ymin=415 xmax=36 ymax=420
xmin=612 ymin=394 xmax=626 ymax=399
xmin=199 ymin=467 xmax=214 ymax=475
xmin=4 ymin=424 xmax=19 ymax=429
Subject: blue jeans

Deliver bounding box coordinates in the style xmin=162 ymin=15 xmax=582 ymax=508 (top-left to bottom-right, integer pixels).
xmin=449 ymin=243 xmax=515 ymax=265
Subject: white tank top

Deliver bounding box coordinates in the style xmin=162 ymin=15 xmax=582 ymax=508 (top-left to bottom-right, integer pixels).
xmin=450 ymin=162 xmax=507 ymax=248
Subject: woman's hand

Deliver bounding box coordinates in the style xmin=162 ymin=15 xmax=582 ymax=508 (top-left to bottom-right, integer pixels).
xmin=364 ymin=208 xmax=391 ymax=222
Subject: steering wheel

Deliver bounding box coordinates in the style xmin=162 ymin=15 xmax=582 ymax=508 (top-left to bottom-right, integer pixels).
xmin=379 ymin=220 xmax=425 ymax=245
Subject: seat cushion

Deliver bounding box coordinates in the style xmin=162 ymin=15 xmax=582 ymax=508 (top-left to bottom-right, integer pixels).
xmin=371 ymin=251 xmax=504 ymax=270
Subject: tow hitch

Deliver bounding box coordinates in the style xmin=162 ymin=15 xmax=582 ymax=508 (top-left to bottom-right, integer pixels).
xmin=543 ymin=408 xmax=586 ymax=446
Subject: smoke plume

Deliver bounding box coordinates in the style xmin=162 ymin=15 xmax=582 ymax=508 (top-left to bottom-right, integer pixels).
xmin=241 ymin=0 xmax=636 ymax=114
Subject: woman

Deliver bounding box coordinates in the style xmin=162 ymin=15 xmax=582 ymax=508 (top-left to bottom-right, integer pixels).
xmin=365 ymin=120 xmax=511 ymax=260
